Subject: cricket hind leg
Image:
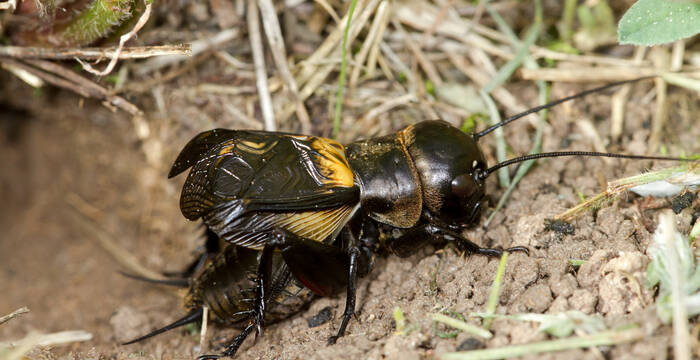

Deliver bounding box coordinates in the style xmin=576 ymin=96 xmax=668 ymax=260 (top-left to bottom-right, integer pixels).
xmin=266 ymin=228 xmax=367 ymax=345
xmin=197 ymin=245 xmax=274 ymax=359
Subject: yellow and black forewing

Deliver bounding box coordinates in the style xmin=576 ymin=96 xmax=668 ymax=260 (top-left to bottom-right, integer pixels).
xmin=170 ymin=129 xmax=359 ymax=248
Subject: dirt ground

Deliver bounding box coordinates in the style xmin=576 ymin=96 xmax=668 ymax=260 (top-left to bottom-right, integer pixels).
xmin=1 ymin=66 xmax=699 ymax=360
xmin=1 ymin=2 xmax=700 ymax=359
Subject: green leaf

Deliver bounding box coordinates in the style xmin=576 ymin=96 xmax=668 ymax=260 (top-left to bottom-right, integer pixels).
xmin=618 ymin=0 xmax=700 ymax=45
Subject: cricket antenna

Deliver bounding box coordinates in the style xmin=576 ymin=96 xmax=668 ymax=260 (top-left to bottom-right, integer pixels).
xmin=122 ymin=308 xmax=203 ymax=345
xmin=478 ymin=151 xmax=694 ymax=181
xmin=474 ymin=77 xmax=655 ymax=140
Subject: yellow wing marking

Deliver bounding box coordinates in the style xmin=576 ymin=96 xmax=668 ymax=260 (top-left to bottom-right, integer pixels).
xmin=218 ymin=144 xmax=235 ymax=156
xmin=311 ymin=138 xmax=355 ymax=187
xmin=286 ymin=135 xmax=311 ymax=141
xmin=218 ymin=139 xmax=280 ymax=156
xmin=274 ymin=205 xmax=354 ymax=243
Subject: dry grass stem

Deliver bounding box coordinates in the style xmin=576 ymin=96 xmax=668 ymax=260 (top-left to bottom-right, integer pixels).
xmin=125 ymin=53 xmax=211 ymax=93
xmin=1 ymin=58 xmax=142 ymax=115
xmin=224 ymin=103 xmax=264 ymax=130
xmin=0 ymin=307 xmax=29 ymax=326
xmin=531 ymin=48 xmax=652 ymax=67
xmin=196 ymin=83 xmax=257 ymax=95
xmin=199 ymin=306 xmax=209 ymax=354
xmin=648 ymin=46 xmax=671 ymax=153
xmin=0 ymin=61 xmax=45 ymax=87
xmin=648 ymin=76 xmax=668 ymax=154
xmin=296 ymin=0 xmax=373 ymax=85
xmin=447 ymin=52 xmax=540 ymax=127
xmin=380 ymin=42 xmax=414 ymax=84
xmin=26 ymin=59 xmax=142 ymax=115
xmin=258 ymin=0 xmax=310 ymax=132
xmin=610 ymin=48 xmax=647 ymax=141
xmin=350 ymin=0 xmax=390 ymax=88
xmin=671 ymin=40 xmax=686 ymax=71
xmin=314 ymin=0 xmax=341 ymax=24
xmin=0 ymin=58 xmax=89 ymax=96
xmin=576 ymin=119 xmax=611 ymax=165
xmin=0 ymin=330 xmax=93 ymax=349
xmin=0 ymin=44 xmax=190 ymax=60
xmin=364 ymin=2 xmax=391 ymax=81
xmin=77 ymin=1 xmax=153 ymax=76
xmin=395 ymin=2 xmax=512 ymax=61
xmin=395 ymin=2 xmax=653 ymax=69
xmin=280 ymin=0 xmax=381 ymax=123
xmin=392 ymin=18 xmax=443 ymax=87
xmin=421 ymin=0 xmax=454 ymax=42
xmin=136 ymin=29 xmax=239 ymax=76
xmin=214 ymin=51 xmax=253 ymax=70
xmin=248 ymin=0 xmax=275 ymax=131
xmin=610 ymin=84 xmax=631 ymax=141
xmin=520 ymin=67 xmax=661 ymax=82
xmin=361 ymin=93 xmax=417 ymax=124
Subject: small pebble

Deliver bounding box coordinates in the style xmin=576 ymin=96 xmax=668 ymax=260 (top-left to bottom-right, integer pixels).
xmin=456 ymin=337 xmax=484 ymax=351
xmin=307 ymin=306 xmax=332 ymax=328
xmin=672 ymin=192 xmax=696 ymax=214
xmin=544 ymin=218 xmax=575 ymax=235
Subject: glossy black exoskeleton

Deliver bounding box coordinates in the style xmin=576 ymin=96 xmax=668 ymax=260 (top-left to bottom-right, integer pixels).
xmin=123 ymin=78 xmax=690 ymax=358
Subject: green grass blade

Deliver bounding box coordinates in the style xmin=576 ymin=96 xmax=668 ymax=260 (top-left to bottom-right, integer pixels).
xmin=332 ymin=0 xmax=359 ymax=138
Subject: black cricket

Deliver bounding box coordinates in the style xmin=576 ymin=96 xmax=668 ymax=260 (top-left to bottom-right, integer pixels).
xmin=122 ymin=78 xmax=690 ymax=358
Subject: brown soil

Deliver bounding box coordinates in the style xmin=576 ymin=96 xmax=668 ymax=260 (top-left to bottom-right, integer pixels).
xmin=2 ymin=70 xmax=698 ymax=360
xmin=1 ymin=6 xmax=700 ymax=359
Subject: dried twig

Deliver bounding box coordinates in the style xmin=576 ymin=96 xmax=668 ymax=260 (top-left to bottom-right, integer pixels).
xmin=77 ymin=0 xmax=153 ymax=76
xmin=0 ymin=45 xmax=190 ymax=60
xmin=29 ymin=59 xmax=142 ymax=115
xmin=0 ymin=307 xmax=29 ymax=326
xmin=136 ymin=29 xmax=239 ymax=76
xmin=1 ymin=58 xmax=89 ymax=96
xmin=0 ymin=58 xmax=142 ymax=115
